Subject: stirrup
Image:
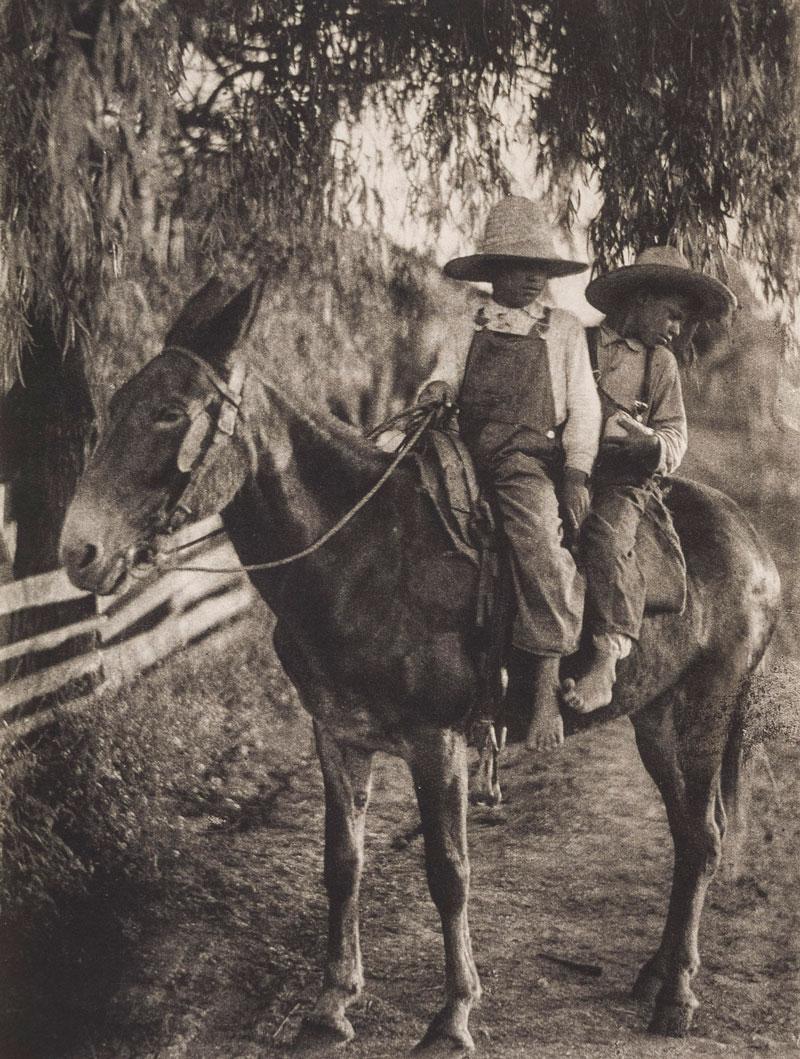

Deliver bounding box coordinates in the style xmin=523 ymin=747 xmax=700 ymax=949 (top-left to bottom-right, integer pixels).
xmin=470 ymin=719 xmax=507 ymax=807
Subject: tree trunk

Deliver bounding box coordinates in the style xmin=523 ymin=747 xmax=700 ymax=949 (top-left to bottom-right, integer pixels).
xmin=5 ymin=325 xmax=99 ymax=704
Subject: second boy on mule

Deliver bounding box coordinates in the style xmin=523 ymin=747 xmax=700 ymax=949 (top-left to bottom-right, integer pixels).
xmin=563 ymin=246 xmax=735 ymax=713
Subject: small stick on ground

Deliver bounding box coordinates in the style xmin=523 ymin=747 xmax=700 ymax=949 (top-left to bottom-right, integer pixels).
xmin=757 ymin=743 xmax=782 ymax=806
xmin=537 ymin=951 xmax=603 ymax=977
xmin=273 ymin=1002 xmax=301 ymax=1041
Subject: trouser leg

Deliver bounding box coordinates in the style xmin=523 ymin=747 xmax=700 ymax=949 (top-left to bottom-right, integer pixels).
xmin=563 ymin=481 xmax=651 ymax=714
xmin=581 ymin=482 xmax=651 ymax=642
xmin=490 ymin=456 xmax=584 ymax=657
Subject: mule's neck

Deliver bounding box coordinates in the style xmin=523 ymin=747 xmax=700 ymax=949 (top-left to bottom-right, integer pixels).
xmin=224 ymin=374 xmax=397 ymax=569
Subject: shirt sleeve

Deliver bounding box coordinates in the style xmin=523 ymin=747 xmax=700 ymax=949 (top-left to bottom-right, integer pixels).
xmin=556 ymin=312 xmax=602 ymax=475
xmin=649 ymin=349 xmax=688 ymax=474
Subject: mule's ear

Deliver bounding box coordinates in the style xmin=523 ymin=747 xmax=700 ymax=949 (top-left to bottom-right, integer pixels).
xmin=165 ymin=277 xmax=265 ymax=371
xmin=165 ymin=278 xmax=231 ymax=347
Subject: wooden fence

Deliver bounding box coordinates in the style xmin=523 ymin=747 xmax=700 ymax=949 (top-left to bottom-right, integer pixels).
xmin=0 ymin=516 xmax=254 ymax=728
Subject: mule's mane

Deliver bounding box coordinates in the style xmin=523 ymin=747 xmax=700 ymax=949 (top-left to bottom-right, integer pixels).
xmin=247 ymin=370 xmax=392 ymax=481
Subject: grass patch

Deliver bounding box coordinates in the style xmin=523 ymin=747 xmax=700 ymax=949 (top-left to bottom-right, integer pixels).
xmin=0 ymin=611 xmax=303 ymax=1059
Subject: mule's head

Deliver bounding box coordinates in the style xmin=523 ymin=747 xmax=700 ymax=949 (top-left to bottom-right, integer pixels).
xmin=60 ymin=278 xmax=263 ymax=593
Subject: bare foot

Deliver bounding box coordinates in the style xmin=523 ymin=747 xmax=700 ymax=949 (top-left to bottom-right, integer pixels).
xmin=523 ymin=655 xmax=565 ymax=752
xmin=525 ymin=710 xmax=565 ymax=752
xmin=560 ymin=652 xmax=617 ymax=714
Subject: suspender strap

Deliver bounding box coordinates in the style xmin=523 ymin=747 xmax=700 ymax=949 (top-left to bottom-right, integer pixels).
xmin=587 ymin=326 xmax=600 ymax=376
xmin=641 ymin=345 xmax=654 ymax=426
xmin=586 ymin=326 xmax=654 ymax=427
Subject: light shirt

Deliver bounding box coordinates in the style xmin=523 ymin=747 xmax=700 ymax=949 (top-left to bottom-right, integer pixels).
xmin=421 ymin=297 xmax=601 ymax=475
xmin=595 ymin=324 xmax=688 ymax=475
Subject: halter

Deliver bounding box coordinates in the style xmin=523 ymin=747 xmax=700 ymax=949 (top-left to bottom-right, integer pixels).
xmin=156 ymin=345 xmax=247 ymax=536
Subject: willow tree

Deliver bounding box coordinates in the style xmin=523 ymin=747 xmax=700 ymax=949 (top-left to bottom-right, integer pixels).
xmin=0 ymin=1 xmax=183 ymax=586
xmin=1 ymin=0 xmax=799 ymax=586
xmin=532 ymin=0 xmax=800 ymax=298
xmin=177 ymin=1 xmax=800 ymax=292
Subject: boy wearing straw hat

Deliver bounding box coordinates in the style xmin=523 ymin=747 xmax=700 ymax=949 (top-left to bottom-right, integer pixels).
xmin=419 ymin=195 xmax=602 ymax=751
xmin=562 ymin=246 xmax=735 ymax=714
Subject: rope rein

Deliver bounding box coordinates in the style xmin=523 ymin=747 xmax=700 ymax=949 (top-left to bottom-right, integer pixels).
xmin=152 ymin=406 xmax=437 ymax=576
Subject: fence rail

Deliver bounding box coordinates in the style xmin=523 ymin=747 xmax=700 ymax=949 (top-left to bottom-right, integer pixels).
xmin=0 ymin=516 xmax=254 ymax=724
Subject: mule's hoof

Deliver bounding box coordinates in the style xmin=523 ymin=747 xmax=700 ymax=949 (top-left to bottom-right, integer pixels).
xmin=292 ymin=1014 xmax=354 ymax=1055
xmin=647 ymin=1001 xmax=697 ymax=1038
xmin=411 ymin=1032 xmax=474 ymax=1057
xmin=412 ymin=1016 xmax=474 ymax=1056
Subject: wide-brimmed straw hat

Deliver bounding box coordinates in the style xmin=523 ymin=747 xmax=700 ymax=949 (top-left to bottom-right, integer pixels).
xmin=585 ymin=246 xmax=736 ymax=320
xmin=443 ymin=196 xmax=589 ymax=282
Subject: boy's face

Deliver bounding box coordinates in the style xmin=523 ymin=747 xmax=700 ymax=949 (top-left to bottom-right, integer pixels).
xmin=625 ymin=291 xmax=695 ymax=351
xmin=491 ymin=264 xmax=548 ymax=309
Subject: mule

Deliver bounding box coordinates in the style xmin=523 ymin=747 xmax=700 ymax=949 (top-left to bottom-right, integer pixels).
xmin=59 ymin=278 xmax=781 ymax=1054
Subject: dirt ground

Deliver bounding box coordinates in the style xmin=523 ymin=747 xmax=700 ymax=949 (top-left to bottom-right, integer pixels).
xmin=7 ymin=423 xmax=799 ymax=1059
xmin=79 ymin=658 xmax=799 ymax=1059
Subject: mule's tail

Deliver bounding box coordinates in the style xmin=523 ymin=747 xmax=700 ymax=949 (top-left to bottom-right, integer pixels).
xmin=719 ymin=711 xmax=749 ymax=874
xmin=723 ymin=658 xmax=800 ymax=872
xmin=719 ymin=661 xmax=788 ymax=874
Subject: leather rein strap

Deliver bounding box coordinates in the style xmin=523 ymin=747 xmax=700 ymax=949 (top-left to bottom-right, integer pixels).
xmin=149 ymin=345 xmax=436 ymax=575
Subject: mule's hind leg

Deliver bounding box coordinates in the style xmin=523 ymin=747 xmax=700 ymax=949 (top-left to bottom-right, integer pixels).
xmin=631 ymin=692 xmax=731 ymax=1037
xmin=405 ymin=727 xmax=481 ymax=1055
xmin=295 ymin=721 xmax=374 ymax=1049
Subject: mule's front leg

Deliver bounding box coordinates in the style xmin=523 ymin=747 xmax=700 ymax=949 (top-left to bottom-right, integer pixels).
xmin=296 ymin=722 xmax=373 ymax=1050
xmin=406 ymin=727 xmax=481 ymax=1055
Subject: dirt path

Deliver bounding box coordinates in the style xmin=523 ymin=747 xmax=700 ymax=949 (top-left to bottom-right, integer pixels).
xmin=101 ymin=696 xmax=800 ymax=1059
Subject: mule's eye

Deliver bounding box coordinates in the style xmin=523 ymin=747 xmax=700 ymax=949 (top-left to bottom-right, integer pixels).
xmin=154 ymin=404 xmax=187 ymax=427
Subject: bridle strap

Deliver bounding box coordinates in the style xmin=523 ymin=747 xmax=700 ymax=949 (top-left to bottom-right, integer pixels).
xmin=162 ymin=345 xmax=245 ymax=409
xmin=157 ymin=346 xmax=247 ymax=534
xmin=136 ymin=342 xmax=440 ymax=575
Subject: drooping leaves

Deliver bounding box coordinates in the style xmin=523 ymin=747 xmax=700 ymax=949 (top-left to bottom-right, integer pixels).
xmin=532 ymin=0 xmax=800 ymax=305
xmin=2 ymin=0 xmax=799 ymax=397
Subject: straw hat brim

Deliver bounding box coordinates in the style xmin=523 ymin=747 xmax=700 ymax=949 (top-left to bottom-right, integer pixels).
xmin=585 ymin=263 xmax=736 ymax=319
xmin=444 ymin=253 xmax=589 ymax=282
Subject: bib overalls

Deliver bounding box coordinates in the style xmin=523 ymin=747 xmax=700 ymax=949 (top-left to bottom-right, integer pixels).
xmin=458 ymin=317 xmax=584 ymax=658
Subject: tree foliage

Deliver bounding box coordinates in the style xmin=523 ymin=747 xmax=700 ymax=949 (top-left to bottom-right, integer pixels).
xmin=175 ymin=1 xmax=800 ymax=307
xmin=0 ymin=0 xmax=185 ymax=397
xmin=533 ymin=0 xmax=800 ymax=303
xmin=2 ymin=0 xmax=798 ymax=400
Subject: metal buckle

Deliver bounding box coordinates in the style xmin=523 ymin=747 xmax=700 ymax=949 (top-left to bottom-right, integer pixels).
xmin=217 ymin=399 xmax=238 ymax=436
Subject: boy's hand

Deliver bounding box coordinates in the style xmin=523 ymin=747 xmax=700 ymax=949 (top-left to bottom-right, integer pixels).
xmin=605 ymin=423 xmax=660 ymax=460
xmin=561 ymin=467 xmax=590 ymax=534
xmin=418 ymin=380 xmax=454 ymax=406
xmin=408 ymin=380 xmax=455 ymax=433
xmin=604 ymin=419 xmax=661 ymax=475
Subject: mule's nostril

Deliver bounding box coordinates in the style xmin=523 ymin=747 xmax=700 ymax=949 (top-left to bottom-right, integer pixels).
xmin=128 ymin=543 xmax=154 ymax=569
xmin=78 ymin=543 xmax=98 ymax=570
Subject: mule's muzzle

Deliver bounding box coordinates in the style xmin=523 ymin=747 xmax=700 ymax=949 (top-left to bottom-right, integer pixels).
xmin=59 ymin=499 xmax=153 ymax=595
xmin=60 ymin=534 xmax=129 ymax=595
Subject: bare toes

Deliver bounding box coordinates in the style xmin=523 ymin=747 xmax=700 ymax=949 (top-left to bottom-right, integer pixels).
xmin=559 ymin=679 xmax=581 ymax=709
